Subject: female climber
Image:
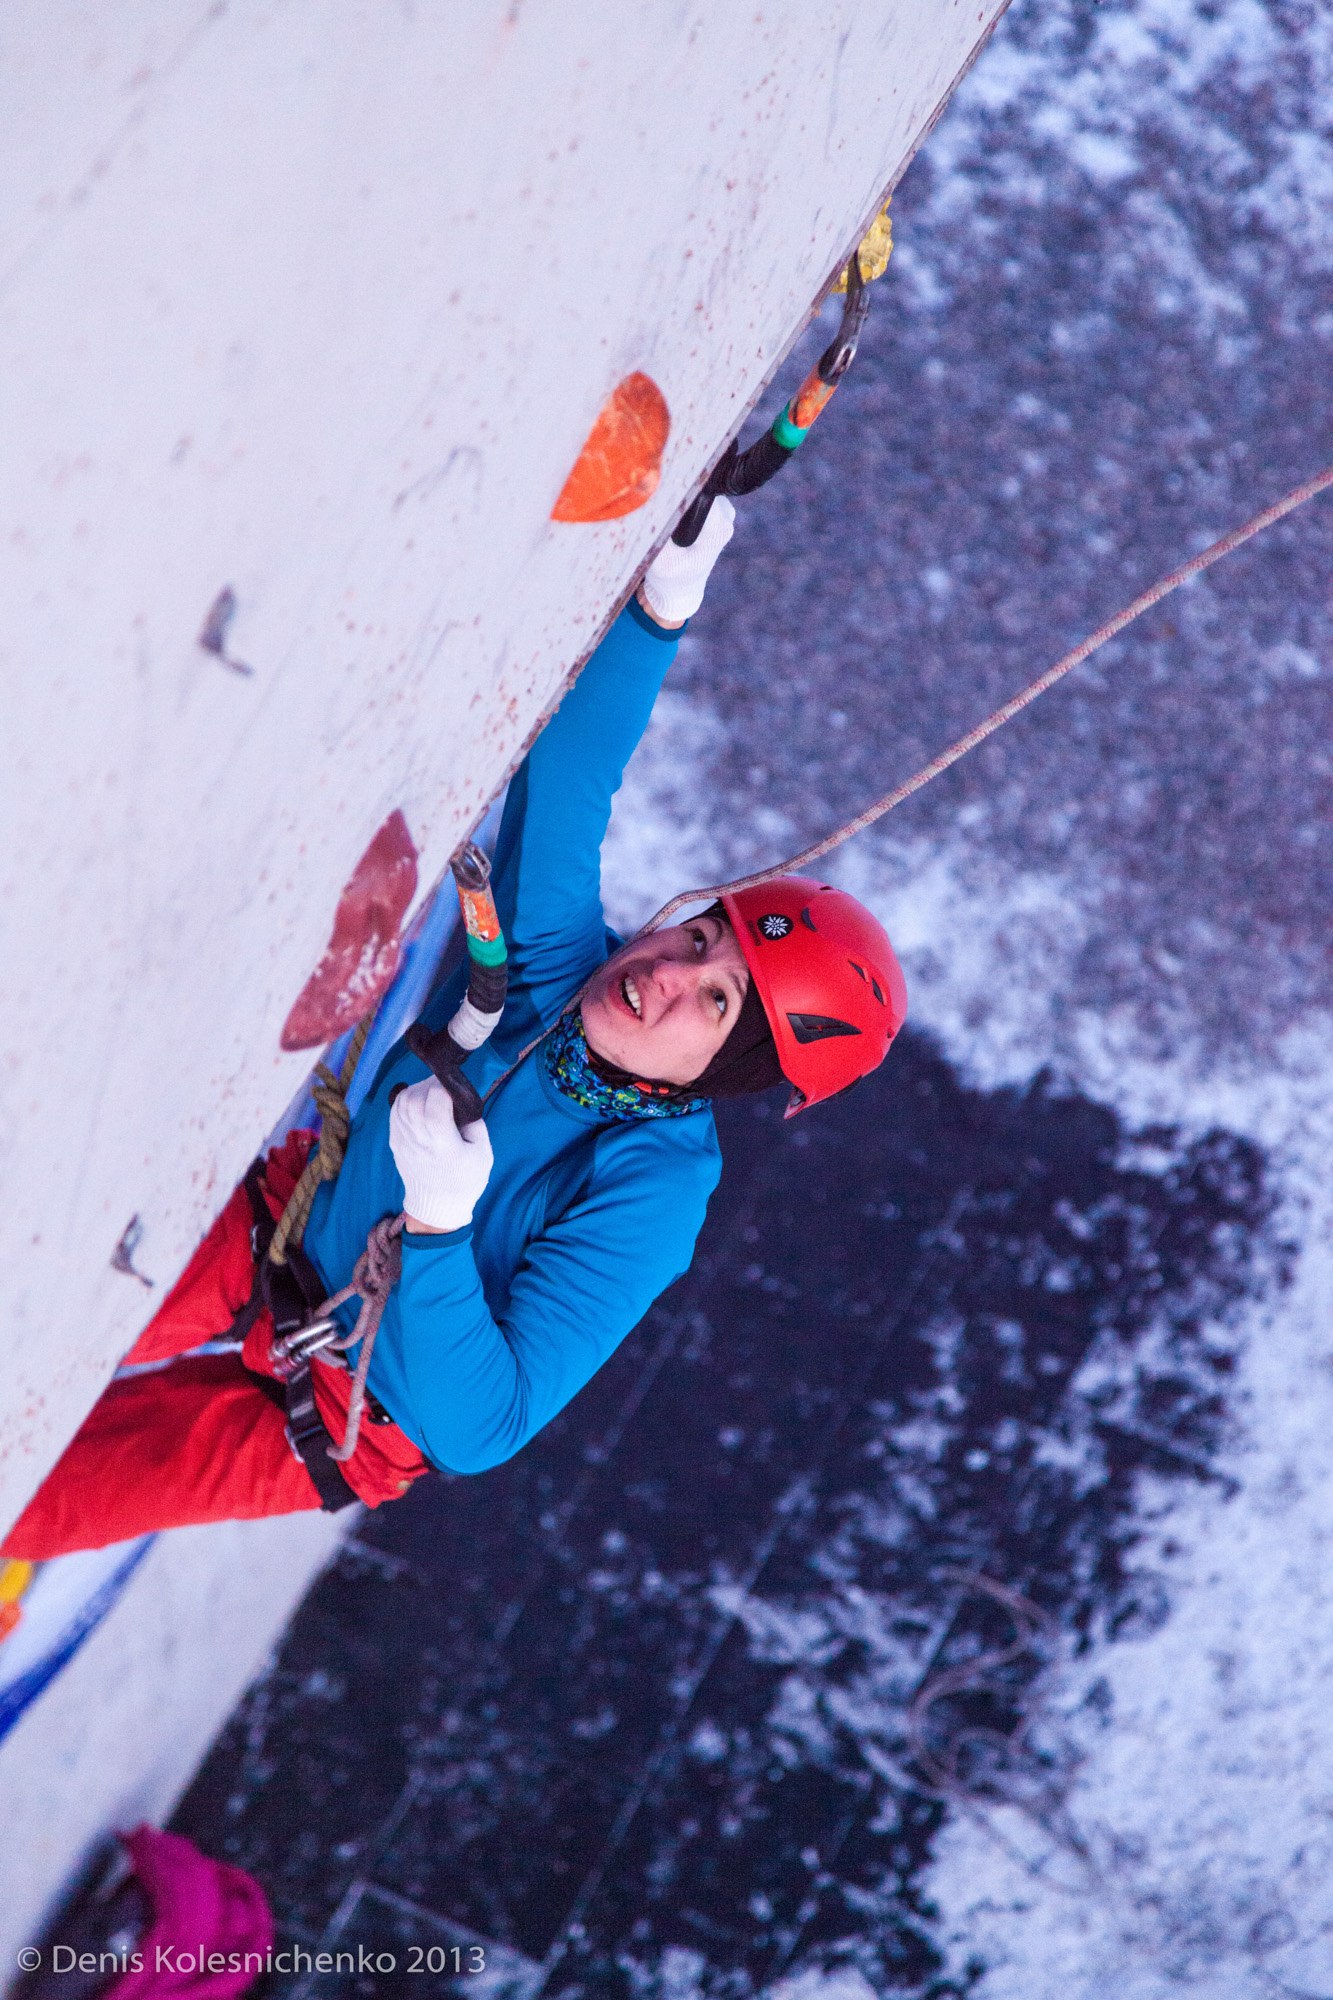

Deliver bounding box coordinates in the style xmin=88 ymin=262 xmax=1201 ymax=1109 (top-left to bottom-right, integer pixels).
xmin=3 ymin=498 xmax=906 ymax=1560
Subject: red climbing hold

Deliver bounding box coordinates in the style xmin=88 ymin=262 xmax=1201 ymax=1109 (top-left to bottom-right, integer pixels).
xmin=280 ymin=810 xmax=418 ymax=1050
xmin=551 ymin=371 xmax=671 ymax=522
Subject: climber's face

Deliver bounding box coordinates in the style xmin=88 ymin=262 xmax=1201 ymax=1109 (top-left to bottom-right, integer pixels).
xmin=581 ymin=913 xmax=750 ymax=1085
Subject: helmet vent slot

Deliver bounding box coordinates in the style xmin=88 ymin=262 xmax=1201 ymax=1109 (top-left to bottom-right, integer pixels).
xmin=787 ymin=1012 xmax=862 ymax=1044
xmin=871 ymin=978 xmax=885 ymax=1004
xmin=848 ymin=960 xmax=867 ymax=980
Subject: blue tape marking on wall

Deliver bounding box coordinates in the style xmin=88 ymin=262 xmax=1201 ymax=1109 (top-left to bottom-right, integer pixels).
xmin=0 ymin=1539 xmax=154 ymax=1743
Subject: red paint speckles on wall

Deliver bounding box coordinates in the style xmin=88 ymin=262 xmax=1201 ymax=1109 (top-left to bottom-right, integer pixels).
xmin=280 ymin=810 xmax=419 ymax=1050
xmin=551 ymin=372 xmax=671 ymax=522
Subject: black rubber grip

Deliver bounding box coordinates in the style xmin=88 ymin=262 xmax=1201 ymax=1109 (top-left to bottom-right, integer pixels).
xmin=671 ymin=428 xmax=796 ymax=547
xmin=404 ymin=1023 xmax=486 ymax=1128
xmin=466 ymin=956 xmax=508 ymax=1017
xmin=671 ymin=493 xmax=712 ymax=550
xmin=727 ymin=428 xmax=797 ymax=495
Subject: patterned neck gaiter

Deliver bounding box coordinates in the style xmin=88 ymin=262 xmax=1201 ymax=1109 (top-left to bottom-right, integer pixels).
xmin=542 ymin=1009 xmax=709 ymax=1122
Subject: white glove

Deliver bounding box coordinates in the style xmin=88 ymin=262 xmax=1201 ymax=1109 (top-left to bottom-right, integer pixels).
xmin=639 ymin=495 xmax=736 ymax=624
xmin=389 ymin=1078 xmax=493 ymax=1233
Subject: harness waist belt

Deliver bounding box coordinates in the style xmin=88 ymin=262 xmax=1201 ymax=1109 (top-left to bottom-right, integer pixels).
xmin=238 ymin=1153 xmax=359 ymax=1514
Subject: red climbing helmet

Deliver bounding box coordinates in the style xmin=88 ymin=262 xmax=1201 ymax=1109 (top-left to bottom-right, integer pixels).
xmin=721 ymin=875 xmax=907 ymax=1117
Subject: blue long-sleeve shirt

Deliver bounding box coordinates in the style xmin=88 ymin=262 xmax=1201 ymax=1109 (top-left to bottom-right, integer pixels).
xmin=304 ymin=601 xmax=722 ymax=1473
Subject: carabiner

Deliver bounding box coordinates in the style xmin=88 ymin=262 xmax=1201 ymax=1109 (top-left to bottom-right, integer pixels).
xmin=271 ymin=1316 xmax=345 ymax=1378
xmin=816 ymin=250 xmax=869 ymax=387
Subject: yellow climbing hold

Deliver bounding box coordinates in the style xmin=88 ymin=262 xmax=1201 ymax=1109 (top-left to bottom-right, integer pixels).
xmin=0 ymin=1559 xmax=33 ymax=1604
xmin=0 ymin=1559 xmax=34 ymax=1644
xmin=835 ymin=199 xmax=893 ymax=290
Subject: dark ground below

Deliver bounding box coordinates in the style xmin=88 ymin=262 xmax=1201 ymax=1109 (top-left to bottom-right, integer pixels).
xmin=170 ymin=1028 xmax=1274 ymax=1998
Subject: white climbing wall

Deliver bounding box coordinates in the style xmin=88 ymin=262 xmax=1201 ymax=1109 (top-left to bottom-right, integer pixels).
xmin=0 ymin=0 xmax=1007 ymax=1963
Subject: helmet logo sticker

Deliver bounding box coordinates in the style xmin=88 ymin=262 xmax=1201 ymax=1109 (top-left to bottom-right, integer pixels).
xmin=757 ymin=913 xmax=794 ymax=940
xmin=787 ymin=1012 xmax=862 ymax=1044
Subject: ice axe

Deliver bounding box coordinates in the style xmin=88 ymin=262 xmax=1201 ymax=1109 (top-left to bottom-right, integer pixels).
xmin=404 ymin=843 xmax=508 ymax=1127
xmin=671 ymin=244 xmax=873 ymax=549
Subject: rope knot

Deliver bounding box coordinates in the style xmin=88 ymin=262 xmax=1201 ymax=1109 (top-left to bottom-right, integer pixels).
xmin=268 ymin=1019 xmax=371 ymax=1267
xmin=351 ymin=1214 xmax=403 ymax=1307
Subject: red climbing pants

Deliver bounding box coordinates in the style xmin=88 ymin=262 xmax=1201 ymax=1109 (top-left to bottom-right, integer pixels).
xmin=2 ymin=1135 xmax=430 ymax=1561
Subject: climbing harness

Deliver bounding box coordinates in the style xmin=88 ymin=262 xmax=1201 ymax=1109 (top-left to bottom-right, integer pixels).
xmin=269 ymin=1213 xmax=405 ymax=1468
xmin=247 ymin=842 xmax=511 ymax=1498
xmin=237 ymin=1152 xmax=360 ymax=1512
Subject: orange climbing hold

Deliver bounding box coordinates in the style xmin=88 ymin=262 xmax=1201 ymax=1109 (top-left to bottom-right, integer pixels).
xmin=551 ymin=372 xmax=671 ymax=522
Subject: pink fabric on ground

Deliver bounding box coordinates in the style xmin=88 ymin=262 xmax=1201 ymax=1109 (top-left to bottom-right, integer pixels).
xmin=103 ymin=1827 xmax=273 ymax=1999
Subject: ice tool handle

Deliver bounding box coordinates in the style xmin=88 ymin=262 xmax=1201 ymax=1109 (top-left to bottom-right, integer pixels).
xmin=404 ymin=843 xmax=508 ymax=1128
xmin=672 ymin=251 xmax=870 ymax=549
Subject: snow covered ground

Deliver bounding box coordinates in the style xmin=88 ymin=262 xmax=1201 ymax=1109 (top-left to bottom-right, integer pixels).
xmin=599 ymin=0 xmax=1333 ymax=1988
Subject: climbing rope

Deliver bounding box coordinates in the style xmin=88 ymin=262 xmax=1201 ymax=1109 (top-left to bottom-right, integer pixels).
xmin=267 ymin=1212 xmax=404 ymax=1463
xmin=639 ymin=463 xmax=1333 ymax=933
xmin=267 ymin=1014 xmax=373 ymax=1267
xmin=478 ymin=461 xmax=1333 ymax=1111
xmin=267 ymin=463 xmax=1333 ymax=1469
xmin=251 ymin=1000 xmax=398 ymax=1473
xmin=313 ymin=1214 xmax=405 ymax=1463
xmin=906 ymin=1568 xmax=1056 ymax=1802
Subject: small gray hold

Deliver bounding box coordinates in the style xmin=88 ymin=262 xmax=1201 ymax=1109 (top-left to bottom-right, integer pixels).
xmin=198 ymin=586 xmax=254 ymax=676
xmin=111 ymin=1214 xmax=155 ymax=1288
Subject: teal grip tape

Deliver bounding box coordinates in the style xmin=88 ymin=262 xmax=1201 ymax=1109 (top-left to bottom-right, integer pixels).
xmin=466 ymin=931 xmax=508 ymax=967
xmin=773 ymin=406 xmax=811 ymax=451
